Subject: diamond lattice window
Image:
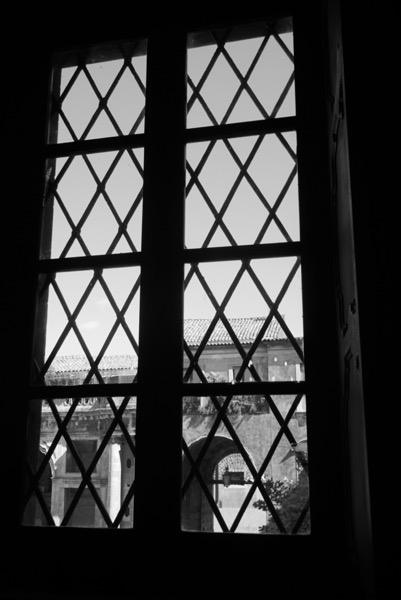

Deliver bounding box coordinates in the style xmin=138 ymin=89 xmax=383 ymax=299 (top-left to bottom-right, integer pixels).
xmin=182 ymin=20 xmax=309 ymax=534
xmin=24 ymin=17 xmax=309 ymax=534
xmin=23 ymin=39 xmax=146 ymax=529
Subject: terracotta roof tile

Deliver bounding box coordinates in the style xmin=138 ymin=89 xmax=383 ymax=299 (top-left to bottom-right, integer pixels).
xmin=49 ymin=317 xmax=285 ymax=373
xmin=184 ymin=316 xmax=284 ymax=346
xmin=50 ymin=354 xmax=137 ymax=374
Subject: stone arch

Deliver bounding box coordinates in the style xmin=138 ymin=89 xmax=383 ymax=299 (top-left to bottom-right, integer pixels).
xmin=181 ymin=435 xmax=255 ymax=532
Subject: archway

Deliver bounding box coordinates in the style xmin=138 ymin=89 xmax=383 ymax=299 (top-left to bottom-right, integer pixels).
xmin=182 ymin=435 xmax=260 ymax=532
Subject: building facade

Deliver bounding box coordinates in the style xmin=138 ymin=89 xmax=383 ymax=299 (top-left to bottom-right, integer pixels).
xmin=33 ymin=317 xmax=307 ymax=532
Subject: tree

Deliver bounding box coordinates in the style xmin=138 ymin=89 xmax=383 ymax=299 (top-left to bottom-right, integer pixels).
xmin=253 ymin=444 xmax=311 ymax=534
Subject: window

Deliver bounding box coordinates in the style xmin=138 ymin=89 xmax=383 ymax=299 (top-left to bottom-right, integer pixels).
xmin=3 ymin=4 xmax=377 ymax=599
xmin=23 ymin=16 xmax=311 ymax=537
xmin=65 ymin=439 xmax=97 ymax=473
xmin=23 ymin=39 xmax=145 ymax=529
xmin=64 ymin=487 xmax=96 ymax=527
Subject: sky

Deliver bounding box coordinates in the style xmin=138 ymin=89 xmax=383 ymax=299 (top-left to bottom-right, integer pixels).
xmin=43 ymin=27 xmax=302 ymax=361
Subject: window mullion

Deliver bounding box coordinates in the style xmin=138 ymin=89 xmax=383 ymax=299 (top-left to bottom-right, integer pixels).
xmin=134 ymin=29 xmax=187 ymax=538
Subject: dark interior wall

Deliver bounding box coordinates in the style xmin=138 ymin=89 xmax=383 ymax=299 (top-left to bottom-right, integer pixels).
xmin=339 ymin=3 xmax=398 ymax=598
xmin=0 ymin=2 xmax=397 ymax=598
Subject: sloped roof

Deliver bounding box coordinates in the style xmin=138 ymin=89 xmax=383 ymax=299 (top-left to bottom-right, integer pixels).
xmin=49 ymin=317 xmax=285 ymax=373
xmin=184 ymin=316 xmax=284 ymax=346
xmin=50 ymin=354 xmax=137 ymax=374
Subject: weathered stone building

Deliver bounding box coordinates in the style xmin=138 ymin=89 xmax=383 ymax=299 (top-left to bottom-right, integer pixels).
xmin=35 ymin=317 xmax=306 ymax=532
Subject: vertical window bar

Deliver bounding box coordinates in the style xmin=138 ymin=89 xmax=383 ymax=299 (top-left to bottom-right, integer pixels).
xmin=134 ymin=30 xmax=187 ymax=537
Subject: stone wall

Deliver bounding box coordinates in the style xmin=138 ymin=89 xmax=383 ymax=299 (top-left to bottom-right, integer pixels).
xmin=36 ymin=339 xmax=306 ymax=530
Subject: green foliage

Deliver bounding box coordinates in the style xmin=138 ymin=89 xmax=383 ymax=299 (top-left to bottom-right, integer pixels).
xmin=182 ymin=397 xmax=200 ymax=413
xmin=253 ymin=471 xmax=311 ymax=534
xmin=253 ymin=477 xmax=294 ymax=511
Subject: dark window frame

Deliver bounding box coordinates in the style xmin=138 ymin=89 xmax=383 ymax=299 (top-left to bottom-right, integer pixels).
xmin=1 ymin=4 xmax=376 ymax=599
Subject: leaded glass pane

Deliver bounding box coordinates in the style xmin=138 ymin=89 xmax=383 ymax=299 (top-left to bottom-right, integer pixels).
xmin=182 ymin=394 xmax=309 ymax=533
xmin=183 ymin=258 xmax=304 ymax=384
xmin=32 ymin=266 xmax=140 ymax=385
xmin=187 ymin=22 xmax=295 ymax=128
xmin=23 ymin=396 xmax=136 ymax=528
xmin=185 ymin=133 xmax=298 ymax=249
xmin=50 ymin=40 xmax=147 ymax=143
xmin=182 ymin=18 xmax=308 ymax=535
xmin=25 ymin=39 xmax=146 ymax=530
xmin=42 ymin=149 xmax=144 ymax=259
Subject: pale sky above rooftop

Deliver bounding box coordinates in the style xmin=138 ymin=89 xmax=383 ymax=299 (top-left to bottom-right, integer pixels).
xmin=43 ymin=27 xmax=303 ymax=361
